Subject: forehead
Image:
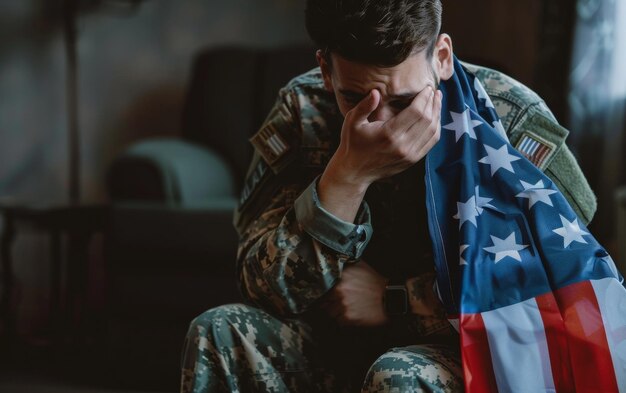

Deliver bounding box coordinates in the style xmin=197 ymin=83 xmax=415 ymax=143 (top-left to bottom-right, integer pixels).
xmin=330 ymin=52 xmax=433 ymax=96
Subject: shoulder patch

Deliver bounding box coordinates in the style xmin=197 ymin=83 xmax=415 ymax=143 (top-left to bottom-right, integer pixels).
xmin=515 ymin=132 xmax=555 ymax=170
xmin=250 ymin=124 xmax=291 ymax=168
xmin=249 ymin=95 xmax=298 ymax=174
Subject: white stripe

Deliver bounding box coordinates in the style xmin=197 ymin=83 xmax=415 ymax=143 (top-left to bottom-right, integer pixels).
xmin=266 ymin=134 xmax=279 ymax=151
xmin=592 ymin=278 xmax=626 ymax=392
xmin=268 ymin=135 xmax=283 ymax=154
xmin=268 ymin=135 xmax=286 ymax=154
xmin=527 ymin=140 xmax=539 ymax=155
xmin=266 ymin=137 xmax=281 ymax=155
xmin=519 ymin=137 xmax=531 ymax=153
xmin=482 ymin=298 xmax=555 ymax=393
xmin=273 ymin=134 xmax=287 ymax=151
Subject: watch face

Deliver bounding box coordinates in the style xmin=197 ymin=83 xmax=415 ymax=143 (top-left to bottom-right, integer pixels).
xmin=385 ymin=286 xmax=408 ymax=316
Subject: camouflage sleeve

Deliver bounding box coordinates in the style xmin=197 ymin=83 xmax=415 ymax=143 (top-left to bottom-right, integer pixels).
xmin=507 ymin=102 xmax=597 ymax=224
xmin=233 ymin=89 xmax=373 ymax=316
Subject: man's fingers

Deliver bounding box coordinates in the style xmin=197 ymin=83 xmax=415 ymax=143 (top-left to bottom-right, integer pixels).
xmin=433 ymin=90 xmax=442 ymax=123
xmin=421 ymin=86 xmax=436 ymax=120
xmin=406 ymin=90 xmax=442 ymax=158
xmin=389 ymin=85 xmax=434 ymax=131
xmin=349 ymin=89 xmax=380 ymax=124
xmin=404 ymin=88 xmax=439 ymax=140
xmin=417 ymin=93 xmax=442 ymax=156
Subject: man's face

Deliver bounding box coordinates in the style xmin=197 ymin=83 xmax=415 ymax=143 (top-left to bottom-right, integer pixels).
xmin=323 ymin=51 xmax=440 ymax=122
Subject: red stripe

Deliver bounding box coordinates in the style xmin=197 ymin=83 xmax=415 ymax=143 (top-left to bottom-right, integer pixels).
xmin=533 ymin=144 xmax=550 ymax=166
xmin=554 ymin=281 xmax=619 ymax=392
xmin=460 ymin=314 xmax=499 ymax=393
xmin=536 ymin=292 xmax=576 ymax=392
xmin=530 ymin=144 xmax=545 ymax=165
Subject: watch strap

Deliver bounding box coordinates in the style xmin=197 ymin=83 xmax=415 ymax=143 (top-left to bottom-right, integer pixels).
xmin=384 ymin=283 xmax=408 ymax=316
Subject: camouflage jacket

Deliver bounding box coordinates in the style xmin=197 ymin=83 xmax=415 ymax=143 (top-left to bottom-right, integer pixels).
xmin=232 ymin=64 xmax=597 ymax=326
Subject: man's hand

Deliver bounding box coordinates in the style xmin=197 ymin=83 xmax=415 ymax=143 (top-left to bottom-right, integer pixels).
xmin=318 ymin=86 xmax=442 ymax=222
xmin=321 ymin=261 xmax=389 ymax=327
xmin=331 ymin=85 xmax=442 ymax=185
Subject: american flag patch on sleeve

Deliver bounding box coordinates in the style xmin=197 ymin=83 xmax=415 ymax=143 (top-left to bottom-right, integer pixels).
xmin=250 ymin=124 xmax=290 ymax=167
xmin=515 ymin=132 xmax=555 ymax=170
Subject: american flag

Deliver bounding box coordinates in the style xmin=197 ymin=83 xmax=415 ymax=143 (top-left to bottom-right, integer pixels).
xmin=427 ymin=58 xmax=626 ymax=392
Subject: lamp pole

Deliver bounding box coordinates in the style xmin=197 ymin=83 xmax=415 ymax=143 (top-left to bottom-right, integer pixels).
xmin=63 ymin=0 xmax=80 ymax=204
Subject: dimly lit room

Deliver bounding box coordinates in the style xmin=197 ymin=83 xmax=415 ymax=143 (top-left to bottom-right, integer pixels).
xmin=1 ymin=0 xmax=625 ymax=392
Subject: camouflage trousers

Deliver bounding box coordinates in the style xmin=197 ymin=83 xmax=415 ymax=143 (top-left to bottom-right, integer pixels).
xmin=180 ymin=303 xmax=463 ymax=393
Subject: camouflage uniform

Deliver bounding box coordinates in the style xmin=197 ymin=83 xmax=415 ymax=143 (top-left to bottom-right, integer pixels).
xmin=181 ymin=64 xmax=596 ymax=392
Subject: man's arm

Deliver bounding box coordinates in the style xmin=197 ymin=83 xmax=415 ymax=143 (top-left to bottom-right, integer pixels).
xmin=237 ymin=179 xmax=337 ymax=315
xmin=316 ymin=87 xmax=444 ymax=327
xmin=234 ymin=89 xmax=373 ymax=316
xmin=509 ymin=102 xmax=597 ymax=224
xmin=238 ymin=80 xmax=442 ymax=323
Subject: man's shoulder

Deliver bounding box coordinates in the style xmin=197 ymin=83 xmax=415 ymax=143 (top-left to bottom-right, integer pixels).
xmin=281 ymin=67 xmax=335 ymax=112
xmin=279 ymin=67 xmax=342 ymax=160
xmin=462 ymin=62 xmax=556 ymax=131
xmin=283 ymin=67 xmax=326 ymax=91
xmin=463 ymin=62 xmax=543 ymax=108
xmin=234 ymin=68 xmax=337 ymax=232
xmin=251 ymin=67 xmax=340 ymax=175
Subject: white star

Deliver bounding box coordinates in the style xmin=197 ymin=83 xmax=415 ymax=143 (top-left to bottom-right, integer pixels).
xmin=478 ymin=143 xmax=521 ymax=176
xmin=475 ymin=186 xmax=495 ymax=214
xmin=492 ymin=120 xmax=507 ymax=139
xmin=483 ymin=232 xmax=528 ymax=263
xmin=516 ymin=180 xmax=558 ymax=209
xmin=475 ymin=78 xmax=495 ymax=108
xmin=460 ymin=244 xmax=470 ymax=265
xmin=552 ymin=215 xmax=589 ymax=248
xmin=443 ymin=108 xmax=483 ymax=142
xmin=454 ymin=196 xmax=479 ymax=228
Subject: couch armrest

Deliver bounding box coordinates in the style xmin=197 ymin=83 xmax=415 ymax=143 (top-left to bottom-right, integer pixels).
xmin=107 ymin=138 xmax=236 ymax=205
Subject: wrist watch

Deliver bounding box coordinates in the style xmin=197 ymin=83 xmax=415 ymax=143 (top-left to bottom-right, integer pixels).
xmin=384 ymin=283 xmax=408 ymax=316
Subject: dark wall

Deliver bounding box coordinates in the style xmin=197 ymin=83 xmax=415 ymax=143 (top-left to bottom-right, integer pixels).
xmin=444 ymin=0 xmax=575 ymax=124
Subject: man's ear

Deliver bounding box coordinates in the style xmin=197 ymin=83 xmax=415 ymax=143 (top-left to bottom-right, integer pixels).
xmin=433 ymin=34 xmax=454 ymax=81
xmin=316 ymin=50 xmax=334 ymax=92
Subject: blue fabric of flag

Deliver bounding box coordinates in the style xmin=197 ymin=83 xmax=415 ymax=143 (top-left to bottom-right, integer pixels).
xmin=426 ymin=58 xmax=624 ymax=315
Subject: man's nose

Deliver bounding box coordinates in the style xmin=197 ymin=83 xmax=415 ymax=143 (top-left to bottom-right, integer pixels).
xmin=368 ymin=104 xmax=396 ymax=122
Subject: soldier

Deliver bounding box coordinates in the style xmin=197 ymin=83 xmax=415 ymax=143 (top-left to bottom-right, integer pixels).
xmin=180 ymin=1 xmax=596 ymax=392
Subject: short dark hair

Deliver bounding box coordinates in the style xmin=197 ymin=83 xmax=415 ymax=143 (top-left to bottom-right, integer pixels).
xmin=305 ymin=0 xmax=442 ymax=67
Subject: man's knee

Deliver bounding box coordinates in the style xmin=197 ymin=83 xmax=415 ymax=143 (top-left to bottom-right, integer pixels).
xmin=361 ymin=345 xmax=463 ymax=393
xmin=187 ymin=303 xmax=257 ymax=344
xmin=182 ymin=304 xmax=277 ymax=392
xmin=182 ymin=304 xmax=318 ymax=393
